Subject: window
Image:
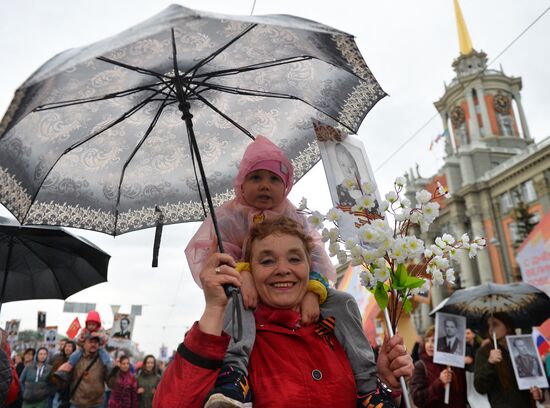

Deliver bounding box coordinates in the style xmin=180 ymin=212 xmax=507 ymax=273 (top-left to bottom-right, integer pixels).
xmin=522 ymin=180 xmax=537 ymax=202
xmin=499 ymin=191 xmax=513 ymax=213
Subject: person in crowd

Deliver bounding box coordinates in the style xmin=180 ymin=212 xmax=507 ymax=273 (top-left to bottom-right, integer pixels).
xmin=158 ymin=217 xmax=413 ymax=407
xmin=411 ymin=326 xmax=466 ymax=408
xmin=55 ymin=311 xmax=111 ymax=380
xmin=1 ymin=328 xmax=20 ymax=407
xmin=136 ymin=355 xmax=160 ymax=408
xmin=17 ymin=349 xmax=36 ymax=378
xmin=107 ymin=355 xmax=138 ymax=408
xmin=19 ymin=347 xmax=55 ymax=408
xmin=48 ymin=339 xmax=68 ymax=365
xmin=186 ymin=136 xmax=382 ymax=407
xmin=66 ymin=333 xmax=111 ymax=408
xmin=436 ymin=317 xmax=463 ymax=355
xmin=464 ymin=327 xmax=480 ymax=372
xmin=50 ymin=341 xmax=76 ymax=408
xmin=474 ymin=312 xmax=544 ymax=407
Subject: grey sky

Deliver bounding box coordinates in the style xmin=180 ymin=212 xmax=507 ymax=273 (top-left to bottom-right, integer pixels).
xmin=1 ymin=0 xmax=549 ymax=356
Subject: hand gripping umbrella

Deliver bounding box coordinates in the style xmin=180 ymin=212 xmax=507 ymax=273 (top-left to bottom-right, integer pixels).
xmin=0 ymin=217 xmax=109 ymax=314
xmin=0 ymin=5 xmax=385 ymax=341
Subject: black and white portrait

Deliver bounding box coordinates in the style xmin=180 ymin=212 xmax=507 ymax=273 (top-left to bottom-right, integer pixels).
xmin=37 ymin=311 xmax=46 ymax=330
xmin=318 ymin=134 xmax=382 ymax=240
xmin=506 ymin=335 xmax=548 ymax=390
xmin=112 ymin=314 xmax=133 ymax=340
xmin=5 ymin=319 xmax=20 ymax=342
xmin=434 ymin=312 xmax=466 ymax=368
xmin=45 ymin=327 xmax=57 ymax=344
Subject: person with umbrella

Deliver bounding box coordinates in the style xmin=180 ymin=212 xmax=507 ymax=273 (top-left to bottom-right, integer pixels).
xmin=186 ymin=137 xmax=385 ymax=407
xmin=157 ymin=216 xmax=412 ymax=407
xmin=474 ymin=312 xmax=544 ymax=407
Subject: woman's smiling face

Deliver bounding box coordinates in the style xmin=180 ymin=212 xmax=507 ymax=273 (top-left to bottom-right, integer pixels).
xmin=250 ymin=233 xmax=310 ymax=311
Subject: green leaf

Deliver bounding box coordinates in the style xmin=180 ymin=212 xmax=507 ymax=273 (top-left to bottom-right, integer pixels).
xmin=393 ymin=264 xmax=408 ymax=288
xmin=404 ymin=276 xmax=426 ymax=289
xmin=403 ymin=297 xmax=413 ymax=313
xmin=374 ymin=283 xmax=389 ymax=310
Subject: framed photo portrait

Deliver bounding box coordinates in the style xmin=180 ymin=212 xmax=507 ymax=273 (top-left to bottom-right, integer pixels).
xmin=433 ymin=312 xmax=466 ymax=368
xmin=112 ymin=313 xmax=133 ymax=340
xmin=5 ymin=319 xmax=20 ymax=343
xmin=317 ymin=134 xmax=382 ymax=240
xmin=44 ymin=326 xmax=58 ymax=345
xmin=506 ymin=334 xmax=548 ymax=390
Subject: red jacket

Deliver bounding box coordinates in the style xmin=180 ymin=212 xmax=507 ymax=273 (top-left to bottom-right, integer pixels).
xmin=154 ymin=304 xmax=357 ymax=407
xmin=3 ymin=342 xmax=20 ymax=405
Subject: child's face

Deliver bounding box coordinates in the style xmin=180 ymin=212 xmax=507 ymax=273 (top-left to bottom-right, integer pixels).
xmin=86 ymin=322 xmax=99 ymax=331
xmin=241 ymin=169 xmax=285 ymax=210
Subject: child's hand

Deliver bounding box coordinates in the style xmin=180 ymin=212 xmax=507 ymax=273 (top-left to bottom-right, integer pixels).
xmin=240 ymin=270 xmax=258 ymax=309
xmin=299 ymin=291 xmax=320 ymax=325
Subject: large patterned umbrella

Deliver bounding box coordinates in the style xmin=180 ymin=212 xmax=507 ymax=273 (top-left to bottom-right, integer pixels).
xmin=0 ymin=4 xmax=385 ymax=238
xmin=431 ymin=282 xmax=550 ymax=330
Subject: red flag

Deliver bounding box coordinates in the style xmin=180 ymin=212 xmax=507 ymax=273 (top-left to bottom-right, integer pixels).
xmin=66 ymin=317 xmax=81 ymax=339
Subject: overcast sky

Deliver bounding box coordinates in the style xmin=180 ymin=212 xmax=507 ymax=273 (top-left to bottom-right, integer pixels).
xmin=1 ymin=0 xmax=549 ymax=356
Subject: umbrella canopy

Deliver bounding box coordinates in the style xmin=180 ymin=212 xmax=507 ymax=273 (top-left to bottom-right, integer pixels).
xmin=0 ymin=4 xmax=385 ymax=236
xmin=430 ymin=282 xmax=550 ymax=331
xmin=0 ymin=217 xmax=110 ymax=310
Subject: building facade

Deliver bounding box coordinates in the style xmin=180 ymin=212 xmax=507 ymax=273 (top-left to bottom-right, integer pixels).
xmin=404 ymin=0 xmax=550 ymax=329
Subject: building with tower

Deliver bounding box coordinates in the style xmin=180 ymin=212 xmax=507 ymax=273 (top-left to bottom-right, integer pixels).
xmin=405 ymin=0 xmax=550 ymax=326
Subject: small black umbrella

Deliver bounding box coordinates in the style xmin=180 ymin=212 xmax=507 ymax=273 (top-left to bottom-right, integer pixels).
xmin=430 ymin=282 xmax=550 ymax=331
xmin=0 ymin=217 xmax=110 ymax=313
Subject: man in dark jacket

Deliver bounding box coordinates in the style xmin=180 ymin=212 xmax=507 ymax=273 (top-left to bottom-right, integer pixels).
xmin=437 ymin=317 xmax=463 ymax=355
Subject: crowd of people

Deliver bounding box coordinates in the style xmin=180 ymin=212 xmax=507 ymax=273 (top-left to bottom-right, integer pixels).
xmin=1 ymin=313 xmax=163 ymax=408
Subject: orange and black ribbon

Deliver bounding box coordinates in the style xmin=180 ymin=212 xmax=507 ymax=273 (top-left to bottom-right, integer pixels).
xmin=315 ymin=315 xmax=336 ymax=349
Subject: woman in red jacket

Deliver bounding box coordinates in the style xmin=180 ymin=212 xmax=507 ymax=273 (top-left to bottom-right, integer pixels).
xmin=154 ymin=217 xmax=413 ymax=408
xmin=107 ymin=355 xmax=138 ymax=408
xmin=411 ymin=326 xmax=467 ymax=407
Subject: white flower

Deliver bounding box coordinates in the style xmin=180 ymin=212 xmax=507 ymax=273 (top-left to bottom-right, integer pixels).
xmin=395 ymin=176 xmax=406 ymax=187
xmin=379 ymin=200 xmax=390 ymax=212
xmin=394 ymin=211 xmax=409 ymax=222
xmin=374 ymin=258 xmax=387 ymax=268
xmin=374 ymin=268 xmax=390 ymax=283
xmin=415 ymin=189 xmax=432 ymax=204
xmin=357 ymin=194 xmax=377 ymax=210
xmin=298 ymin=197 xmax=307 ymax=211
xmin=435 ymin=237 xmax=447 ymax=249
xmin=461 ymin=233 xmax=470 ymax=244
xmin=442 ymin=233 xmax=455 ymax=245
xmin=430 ymin=244 xmax=443 ymax=257
xmin=326 ymin=208 xmax=343 ymax=222
xmin=328 ymin=228 xmax=339 ymax=243
xmin=424 ymin=248 xmax=433 ymax=258
xmin=343 ymin=178 xmax=356 ymax=190
xmin=321 ymin=228 xmax=330 ymax=242
xmin=337 ymin=250 xmax=348 ymax=264
xmin=345 ymin=238 xmax=358 ymax=250
xmin=362 ymin=249 xmax=377 ymax=264
xmin=422 ymin=202 xmax=440 ymax=221
xmin=351 ymin=204 xmax=362 ymax=212
xmin=385 ymin=191 xmax=398 ymax=203
xmin=406 ymin=236 xmax=424 ymax=256
xmin=432 ymin=270 xmax=444 ymax=285
xmin=350 ymin=245 xmax=363 ymax=257
xmin=351 ymin=256 xmax=363 ymax=266
xmin=349 ymin=189 xmax=363 ymax=199
xmin=475 ymin=237 xmax=486 ymax=246
xmin=308 ymin=211 xmax=324 ymax=229
xmin=360 ymin=271 xmax=372 ymax=287
xmin=409 ymin=211 xmax=421 ymax=223
xmin=400 ymin=197 xmax=411 ymax=208
xmin=437 ymin=181 xmax=450 ymax=198
xmin=446 ymin=268 xmax=455 ymax=283
xmin=431 ymin=255 xmax=449 ymax=271
xmin=328 ymin=242 xmax=340 ymax=257
xmin=361 ymin=181 xmax=374 ymax=194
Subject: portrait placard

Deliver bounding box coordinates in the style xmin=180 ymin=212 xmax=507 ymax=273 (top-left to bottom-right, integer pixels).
xmin=109 ymin=313 xmax=134 ymax=347
xmin=317 ymin=134 xmax=383 ymax=240
xmin=434 ymin=312 xmax=466 ymax=368
xmin=506 ymin=334 xmax=549 ymax=390
xmin=44 ymin=326 xmax=58 ymax=345
xmin=5 ymin=319 xmax=20 ymax=343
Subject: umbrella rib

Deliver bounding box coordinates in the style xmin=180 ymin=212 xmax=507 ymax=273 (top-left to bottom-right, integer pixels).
xmin=200 ymin=82 xmax=356 ymax=134
xmin=193 ymin=56 xmax=313 ymax=80
xmin=192 ymin=93 xmax=253 ymax=139
xmin=97 ymin=56 xmax=167 ymax=80
xmin=22 ymin=86 xmax=168 ymax=224
xmin=185 ymin=23 xmax=258 ymax=78
xmin=113 ymin=93 xmax=171 ymax=234
xmin=33 ymin=84 xmax=165 ymax=112
xmin=15 ymin=235 xmax=68 ymax=299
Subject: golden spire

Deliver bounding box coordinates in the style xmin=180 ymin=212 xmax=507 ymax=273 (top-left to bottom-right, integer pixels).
xmin=453 ymin=0 xmax=473 ymax=55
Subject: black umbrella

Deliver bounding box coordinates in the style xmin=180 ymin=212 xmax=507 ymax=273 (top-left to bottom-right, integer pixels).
xmin=430 ymin=282 xmax=550 ymax=331
xmin=0 ymin=217 xmax=110 ymax=313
